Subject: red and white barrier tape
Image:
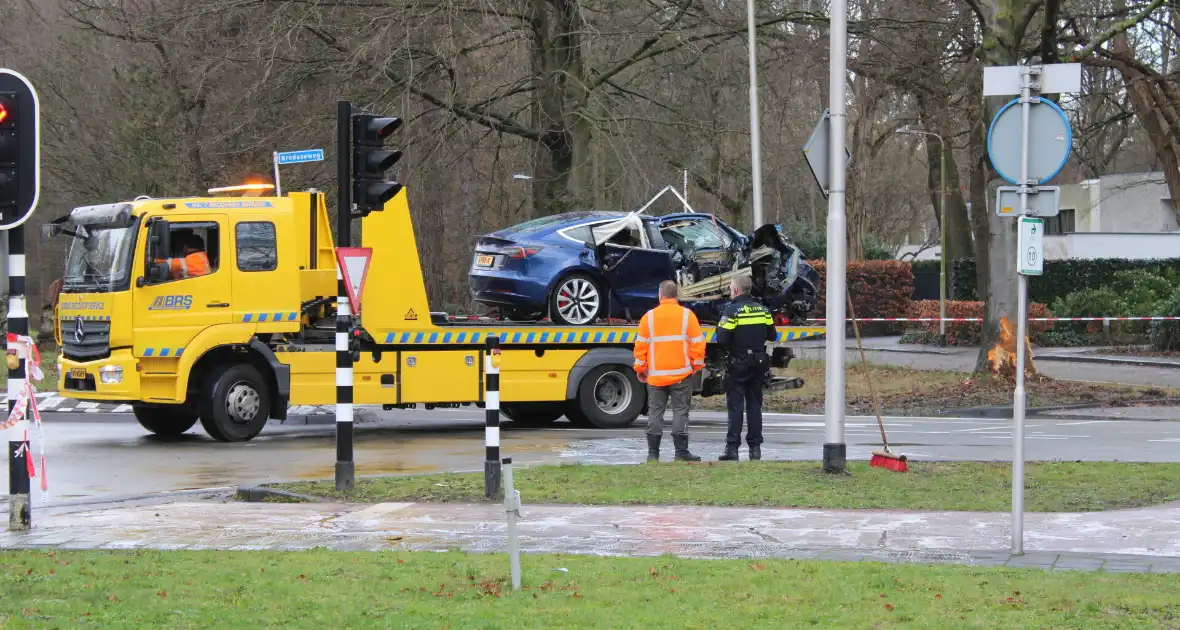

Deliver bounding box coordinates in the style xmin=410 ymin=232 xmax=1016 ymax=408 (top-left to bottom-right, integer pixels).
xmin=806 ymin=316 xmax=1180 ymax=323
xmin=5 ymin=333 xmax=47 ymax=498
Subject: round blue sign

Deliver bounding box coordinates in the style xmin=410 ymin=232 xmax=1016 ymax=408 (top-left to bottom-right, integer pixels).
xmin=986 ymin=97 xmax=1073 ymax=186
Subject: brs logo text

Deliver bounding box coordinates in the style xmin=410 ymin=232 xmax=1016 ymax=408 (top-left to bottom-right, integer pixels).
xmin=149 ymin=295 xmax=194 ymax=311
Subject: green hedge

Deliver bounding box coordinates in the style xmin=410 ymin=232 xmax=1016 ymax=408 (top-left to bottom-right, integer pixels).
xmin=950 ymin=258 xmax=1180 ymax=306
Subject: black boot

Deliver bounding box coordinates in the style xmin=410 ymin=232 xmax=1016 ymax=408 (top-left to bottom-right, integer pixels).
xmin=646 ymin=434 xmax=661 ymax=462
xmin=673 ymin=434 xmax=701 ymax=462
xmin=719 ymin=445 xmax=739 ymax=461
xmin=749 ymin=445 xmax=762 ymax=461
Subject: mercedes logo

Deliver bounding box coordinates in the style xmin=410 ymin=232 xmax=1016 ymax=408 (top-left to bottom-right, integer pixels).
xmin=74 ymin=316 xmax=85 ymax=343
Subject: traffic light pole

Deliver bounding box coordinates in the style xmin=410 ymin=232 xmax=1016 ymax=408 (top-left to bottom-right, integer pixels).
xmin=7 ymin=224 xmax=30 ymax=530
xmin=335 ymin=100 xmax=355 ymax=491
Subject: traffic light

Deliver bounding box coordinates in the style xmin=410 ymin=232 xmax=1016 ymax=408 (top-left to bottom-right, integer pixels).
xmin=351 ymin=114 xmax=403 ymax=215
xmin=0 ymin=70 xmax=38 ymax=229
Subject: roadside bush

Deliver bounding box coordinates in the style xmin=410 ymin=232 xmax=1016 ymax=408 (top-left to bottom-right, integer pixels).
xmin=1151 ymin=287 xmax=1180 ymax=352
xmin=1047 ymin=272 xmax=1172 ymax=344
xmin=1034 ymin=329 xmax=1094 ymax=348
xmin=811 ymin=260 xmax=914 ymax=333
xmin=951 ymin=257 xmax=1180 ymax=305
xmin=1110 ymin=269 xmax=1172 ymax=315
xmin=912 ymin=300 xmax=1053 ymax=346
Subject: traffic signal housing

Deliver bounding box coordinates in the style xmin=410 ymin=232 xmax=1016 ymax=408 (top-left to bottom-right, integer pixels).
xmin=0 ymin=69 xmax=38 ymax=229
xmin=351 ymin=114 xmax=403 ymax=215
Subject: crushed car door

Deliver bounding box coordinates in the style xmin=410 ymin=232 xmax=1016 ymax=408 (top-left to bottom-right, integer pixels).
xmin=595 ymin=221 xmax=674 ymax=317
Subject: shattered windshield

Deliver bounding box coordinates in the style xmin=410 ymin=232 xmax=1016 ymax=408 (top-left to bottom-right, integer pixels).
xmin=661 ymin=219 xmax=732 ymax=251
xmin=62 ymin=222 xmax=139 ymax=293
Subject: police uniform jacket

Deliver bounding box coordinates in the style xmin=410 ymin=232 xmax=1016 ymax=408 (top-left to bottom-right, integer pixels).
xmin=716 ymin=294 xmax=777 ymax=354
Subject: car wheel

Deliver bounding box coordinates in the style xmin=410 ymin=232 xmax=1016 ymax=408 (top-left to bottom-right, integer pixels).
xmin=550 ymin=273 xmax=604 ymax=325
xmin=199 ymin=363 xmax=271 ymax=442
xmin=502 ymin=402 xmax=565 ymax=427
xmin=573 ymin=364 xmax=645 ymax=429
xmin=133 ymin=405 xmax=198 ymax=437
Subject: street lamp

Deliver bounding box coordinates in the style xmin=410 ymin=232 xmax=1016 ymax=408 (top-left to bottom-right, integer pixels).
xmin=897 ymin=126 xmax=948 ymax=346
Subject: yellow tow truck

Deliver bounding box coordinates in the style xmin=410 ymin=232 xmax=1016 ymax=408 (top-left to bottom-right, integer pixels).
xmin=46 ymin=185 xmax=823 ymax=441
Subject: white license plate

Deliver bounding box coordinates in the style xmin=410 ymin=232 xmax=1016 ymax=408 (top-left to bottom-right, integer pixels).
xmin=475 ymin=255 xmax=495 ymax=267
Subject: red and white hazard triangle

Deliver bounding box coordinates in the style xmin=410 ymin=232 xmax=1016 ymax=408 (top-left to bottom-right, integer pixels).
xmin=335 ymin=247 xmax=373 ymax=314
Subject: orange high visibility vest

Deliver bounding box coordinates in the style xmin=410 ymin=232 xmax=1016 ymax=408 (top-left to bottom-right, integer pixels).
xmin=633 ymin=298 xmax=706 ymax=387
xmin=165 ymin=252 xmax=210 ymax=279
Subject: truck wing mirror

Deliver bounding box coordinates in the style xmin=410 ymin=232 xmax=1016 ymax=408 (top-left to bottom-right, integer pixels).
xmin=141 ymin=218 xmax=172 ymax=285
xmin=148 ymin=218 xmax=171 ymax=260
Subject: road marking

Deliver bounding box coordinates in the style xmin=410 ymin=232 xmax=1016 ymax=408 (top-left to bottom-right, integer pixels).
xmin=1148 ymin=438 xmax=1180 ymax=443
xmin=112 ymin=404 xmax=132 ymax=413
xmin=1059 ymin=420 xmax=1117 ymax=426
xmin=39 ymin=396 xmax=64 ymax=409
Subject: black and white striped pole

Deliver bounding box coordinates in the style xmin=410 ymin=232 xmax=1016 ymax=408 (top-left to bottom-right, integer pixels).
xmin=334 ymin=99 xmax=355 ymax=491
xmin=7 ymin=225 xmax=30 ymax=530
xmin=484 ymin=335 xmax=502 ymax=499
xmin=1 ymin=69 xmax=40 ymax=531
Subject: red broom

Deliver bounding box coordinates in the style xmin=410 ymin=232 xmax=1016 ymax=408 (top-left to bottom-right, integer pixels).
xmin=846 ymin=294 xmax=908 ymax=473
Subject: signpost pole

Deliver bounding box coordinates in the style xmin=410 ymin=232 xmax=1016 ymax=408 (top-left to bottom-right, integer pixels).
xmin=7 ymin=225 xmax=29 ymax=531
xmin=1011 ymin=65 xmax=1039 ymax=555
xmin=335 ymin=100 xmax=355 ymax=491
xmin=272 ymin=152 xmax=282 ymax=197
xmin=823 ymin=0 xmax=848 ymax=473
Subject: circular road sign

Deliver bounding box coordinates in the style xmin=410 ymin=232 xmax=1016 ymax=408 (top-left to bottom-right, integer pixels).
xmin=986 ymin=97 xmax=1072 ymax=186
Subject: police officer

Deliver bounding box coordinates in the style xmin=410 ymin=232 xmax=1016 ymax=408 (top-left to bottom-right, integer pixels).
xmin=716 ymin=275 xmax=776 ymax=461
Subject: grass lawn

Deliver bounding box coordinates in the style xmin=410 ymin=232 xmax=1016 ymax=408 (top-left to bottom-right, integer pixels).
xmin=269 ymin=461 xmax=1180 ymax=512
xmin=717 ymin=360 xmax=1180 ymax=415
xmin=0 ymin=348 xmax=59 ymax=389
xmin=1 ymin=550 xmax=1177 ymax=627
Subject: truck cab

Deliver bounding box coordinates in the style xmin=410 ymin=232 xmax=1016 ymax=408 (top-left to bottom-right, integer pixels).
xmin=48 ymin=188 xmax=335 ymax=440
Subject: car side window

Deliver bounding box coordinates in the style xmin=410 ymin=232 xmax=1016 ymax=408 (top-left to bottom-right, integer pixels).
xmin=560 ymin=224 xmax=594 ymax=245
xmin=236 ymin=221 xmax=278 ymax=272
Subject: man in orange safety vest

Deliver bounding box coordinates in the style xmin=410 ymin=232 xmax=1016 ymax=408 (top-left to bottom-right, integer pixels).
xmin=633 ymin=280 xmax=706 ymax=462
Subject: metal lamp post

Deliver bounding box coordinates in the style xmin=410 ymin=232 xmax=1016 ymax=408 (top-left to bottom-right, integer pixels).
xmin=746 ymin=0 xmax=764 ymax=228
xmin=897 ymin=127 xmax=948 ymax=346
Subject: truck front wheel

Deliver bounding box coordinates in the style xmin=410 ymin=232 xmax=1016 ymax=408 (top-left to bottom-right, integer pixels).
xmin=133 ymin=406 xmax=198 ymax=437
xmin=199 ymin=363 xmax=271 ymax=442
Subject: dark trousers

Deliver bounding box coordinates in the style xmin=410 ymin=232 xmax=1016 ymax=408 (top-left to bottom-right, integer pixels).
xmin=725 ymin=376 xmax=763 ymax=447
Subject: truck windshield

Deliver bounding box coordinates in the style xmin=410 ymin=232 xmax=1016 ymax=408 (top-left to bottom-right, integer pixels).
xmin=62 ymin=223 xmax=139 ymax=293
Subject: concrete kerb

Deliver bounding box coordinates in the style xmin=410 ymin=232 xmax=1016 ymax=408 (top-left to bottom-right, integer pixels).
xmin=235 ymin=484 xmax=323 ymax=503
xmin=1037 ymin=353 xmax=1180 ymax=370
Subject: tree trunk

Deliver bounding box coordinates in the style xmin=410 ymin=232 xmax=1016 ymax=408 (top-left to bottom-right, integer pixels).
xmin=972 ymin=0 xmax=1028 ymax=373
xmin=527 ymin=0 xmax=593 ymax=218
xmin=1110 ymin=31 xmax=1180 ymax=224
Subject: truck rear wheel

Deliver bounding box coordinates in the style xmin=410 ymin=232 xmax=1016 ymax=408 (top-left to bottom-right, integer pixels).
xmin=573 ymin=364 xmax=644 ymax=429
xmin=199 ymin=363 xmax=271 ymax=442
xmin=501 ymin=402 xmax=565 ymax=427
xmin=133 ymin=406 xmax=198 ymax=437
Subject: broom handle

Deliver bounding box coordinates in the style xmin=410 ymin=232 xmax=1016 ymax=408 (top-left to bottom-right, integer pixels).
xmin=846 ymin=292 xmax=889 ymax=452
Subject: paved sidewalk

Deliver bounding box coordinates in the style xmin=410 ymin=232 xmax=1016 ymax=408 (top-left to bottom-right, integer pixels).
xmin=3 ymin=494 xmax=1180 ymax=573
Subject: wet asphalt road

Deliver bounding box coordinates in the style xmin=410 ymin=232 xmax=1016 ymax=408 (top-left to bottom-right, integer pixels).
xmin=21 ymin=408 xmax=1180 ymax=503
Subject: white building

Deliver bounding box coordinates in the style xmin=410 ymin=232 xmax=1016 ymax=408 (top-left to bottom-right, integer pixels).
xmin=896 ymin=171 xmax=1180 ymax=262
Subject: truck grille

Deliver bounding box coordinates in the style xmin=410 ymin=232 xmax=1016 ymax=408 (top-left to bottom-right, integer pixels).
xmin=61 ymin=318 xmax=112 ymax=361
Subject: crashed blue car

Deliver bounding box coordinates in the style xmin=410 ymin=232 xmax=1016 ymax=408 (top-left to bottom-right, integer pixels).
xmin=468 ymin=210 xmax=820 ymax=326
